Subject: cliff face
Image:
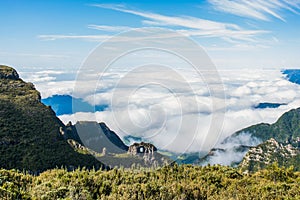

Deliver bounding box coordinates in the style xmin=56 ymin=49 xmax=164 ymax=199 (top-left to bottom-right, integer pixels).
xmin=0 ymin=65 xmax=104 ymax=172
xmin=72 ymin=121 xmax=128 ymax=154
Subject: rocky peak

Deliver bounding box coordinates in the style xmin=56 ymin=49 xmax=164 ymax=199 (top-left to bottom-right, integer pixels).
xmin=0 ymin=65 xmax=20 ymax=80
xmin=128 ymin=142 xmax=158 ymax=165
xmin=128 ymin=142 xmax=157 ymax=155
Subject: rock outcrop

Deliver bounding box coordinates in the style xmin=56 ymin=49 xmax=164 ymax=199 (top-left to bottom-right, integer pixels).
xmin=240 ymin=138 xmax=300 ymax=172
xmin=128 ymin=142 xmax=157 ymax=155
xmin=128 ymin=142 xmax=158 ymax=164
xmin=0 ymin=65 xmax=19 ymax=80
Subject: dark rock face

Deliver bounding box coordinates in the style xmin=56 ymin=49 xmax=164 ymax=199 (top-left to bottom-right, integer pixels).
xmin=99 ymin=122 xmax=129 ymax=152
xmin=64 ymin=121 xmax=129 ymax=154
xmin=74 ymin=121 xmax=129 ymax=154
xmin=0 ymin=65 xmax=20 ymax=80
xmin=128 ymin=142 xmax=157 ymax=155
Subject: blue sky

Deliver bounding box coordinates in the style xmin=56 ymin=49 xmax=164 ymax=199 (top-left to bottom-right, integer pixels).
xmin=1 ymin=0 xmax=300 ymax=71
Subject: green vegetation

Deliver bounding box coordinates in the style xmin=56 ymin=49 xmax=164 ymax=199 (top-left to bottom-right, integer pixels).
xmin=235 ymin=108 xmax=300 ymax=143
xmin=227 ymin=108 xmax=300 ymax=171
xmin=1 ymin=164 xmax=300 ymax=200
xmin=240 ymin=138 xmax=300 ymax=172
xmin=0 ymin=65 xmax=104 ymax=172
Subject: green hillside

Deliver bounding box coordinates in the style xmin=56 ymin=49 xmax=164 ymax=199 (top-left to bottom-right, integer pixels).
xmin=234 ymin=108 xmax=300 ymax=143
xmin=0 ymin=65 xmax=104 ymax=172
xmin=200 ymin=107 xmax=300 ymax=170
xmin=229 ymin=108 xmax=300 ymax=171
xmin=240 ymin=138 xmax=300 ymax=171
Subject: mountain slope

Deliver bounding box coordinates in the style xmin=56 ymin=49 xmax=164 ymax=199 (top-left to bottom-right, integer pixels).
xmin=240 ymin=138 xmax=300 ymax=171
xmin=228 ymin=108 xmax=300 ymax=170
xmin=72 ymin=121 xmax=128 ymax=154
xmin=233 ymin=108 xmax=300 ymax=143
xmin=66 ymin=121 xmax=171 ymax=168
xmin=0 ymin=65 xmax=104 ymax=172
xmin=199 ymin=108 xmax=300 ymax=169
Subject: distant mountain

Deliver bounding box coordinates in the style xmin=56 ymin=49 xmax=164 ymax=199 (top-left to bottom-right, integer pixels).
xmin=69 ymin=121 xmax=129 ymax=154
xmin=42 ymin=95 xmax=108 ymax=115
xmin=0 ymin=65 xmax=104 ymax=172
xmin=68 ymin=121 xmax=171 ymax=168
xmin=254 ymin=102 xmax=286 ymax=109
xmin=282 ymin=69 xmax=300 ymax=85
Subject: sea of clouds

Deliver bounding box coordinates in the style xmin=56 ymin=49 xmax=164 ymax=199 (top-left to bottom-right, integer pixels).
xmin=20 ymin=68 xmax=300 ymax=162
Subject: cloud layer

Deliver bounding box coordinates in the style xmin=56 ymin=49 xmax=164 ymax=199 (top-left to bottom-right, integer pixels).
xmin=26 ymin=68 xmax=300 ymax=155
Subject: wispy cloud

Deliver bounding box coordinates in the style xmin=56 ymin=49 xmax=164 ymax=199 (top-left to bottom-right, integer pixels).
xmin=208 ymin=0 xmax=300 ymax=21
xmin=0 ymin=52 xmax=69 ymax=58
xmin=92 ymin=4 xmax=268 ymax=43
xmin=38 ymin=34 xmax=110 ymax=41
xmin=88 ymin=24 xmax=133 ymax=32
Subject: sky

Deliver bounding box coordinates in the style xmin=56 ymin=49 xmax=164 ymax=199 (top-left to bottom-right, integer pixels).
xmin=1 ymin=0 xmax=300 ymax=71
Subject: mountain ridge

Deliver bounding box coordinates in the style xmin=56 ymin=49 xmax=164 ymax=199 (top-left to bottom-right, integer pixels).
xmin=200 ymin=107 xmax=300 ymax=171
xmin=0 ymin=65 xmax=104 ymax=172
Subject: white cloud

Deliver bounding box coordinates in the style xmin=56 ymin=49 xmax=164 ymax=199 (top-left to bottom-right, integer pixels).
xmin=208 ymin=0 xmax=300 ymax=21
xmin=204 ymin=132 xmax=262 ymax=166
xmin=35 ymin=81 xmax=75 ymax=98
xmin=20 ymin=70 xmax=76 ymax=97
xmin=92 ymin=4 xmax=268 ymax=43
xmin=88 ymin=24 xmax=133 ymax=32
xmin=20 ymin=71 xmax=61 ymax=83
xmin=0 ymin=52 xmax=69 ymax=59
xmin=38 ymin=34 xmax=110 ymax=42
xmin=49 ymin=68 xmax=300 ymax=155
